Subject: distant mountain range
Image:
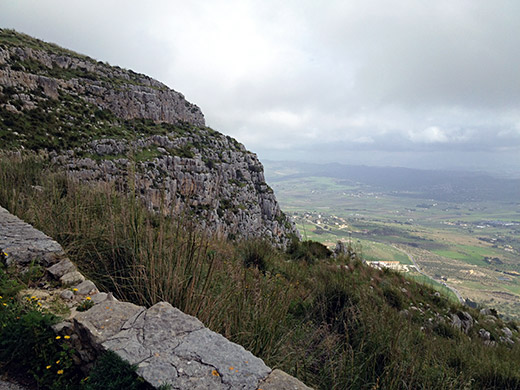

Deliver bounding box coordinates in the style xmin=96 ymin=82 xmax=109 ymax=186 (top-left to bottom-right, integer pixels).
xmin=264 ymin=160 xmax=520 ymax=203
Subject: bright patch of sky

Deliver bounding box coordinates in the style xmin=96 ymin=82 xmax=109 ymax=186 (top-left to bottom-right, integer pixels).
xmin=2 ymin=0 xmax=520 ymax=174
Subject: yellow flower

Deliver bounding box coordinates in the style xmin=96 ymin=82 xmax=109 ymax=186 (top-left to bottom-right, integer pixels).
xmin=46 ymin=365 xmax=51 ymax=369
xmin=73 ymin=288 xmax=78 ymax=292
xmin=56 ymin=336 xmax=61 ymax=340
xmin=56 ymin=360 xmax=60 ymax=364
xmin=0 ymin=296 xmax=3 ymax=299
xmin=64 ymin=335 xmax=71 ymax=339
xmin=57 ymin=369 xmax=64 ymax=375
xmin=3 ymin=252 xmax=7 ymax=257
xmin=31 ymin=296 xmax=37 ymax=300
xmin=2 ymin=303 xmax=7 ymax=307
xmin=85 ymin=296 xmax=91 ymax=300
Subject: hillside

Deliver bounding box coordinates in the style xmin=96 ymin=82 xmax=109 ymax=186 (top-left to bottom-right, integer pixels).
xmin=2 ymin=30 xmax=520 ymax=390
xmin=265 ymin=160 xmax=520 ymax=318
xmin=0 ymin=29 xmax=296 ymax=245
xmin=2 ymin=153 xmax=520 ymax=389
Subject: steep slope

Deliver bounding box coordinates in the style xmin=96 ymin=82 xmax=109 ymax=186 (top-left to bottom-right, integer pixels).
xmin=0 ymin=29 xmax=296 ymax=244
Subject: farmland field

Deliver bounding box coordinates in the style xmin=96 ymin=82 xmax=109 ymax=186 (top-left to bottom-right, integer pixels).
xmin=265 ymin=161 xmax=520 ymax=318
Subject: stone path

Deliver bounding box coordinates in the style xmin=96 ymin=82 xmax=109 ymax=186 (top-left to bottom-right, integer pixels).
xmin=0 ymin=206 xmax=311 ymax=390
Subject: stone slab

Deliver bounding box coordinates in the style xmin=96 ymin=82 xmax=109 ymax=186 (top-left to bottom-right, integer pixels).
xmin=257 ymin=369 xmax=313 ymax=390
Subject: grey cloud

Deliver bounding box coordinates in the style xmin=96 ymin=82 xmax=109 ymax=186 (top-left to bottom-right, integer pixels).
xmin=1 ymin=0 xmax=519 ymax=173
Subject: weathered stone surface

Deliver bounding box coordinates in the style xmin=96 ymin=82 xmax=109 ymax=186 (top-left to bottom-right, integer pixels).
xmin=60 ymin=271 xmax=85 ymax=285
xmin=257 ymin=369 xmax=314 ymax=390
xmin=0 ymin=206 xmax=65 ymax=267
xmin=502 ymin=327 xmax=513 ymax=339
xmin=61 ymin=289 xmax=74 ymax=300
xmin=174 ymin=328 xmax=271 ymax=389
xmin=47 ymin=258 xmax=76 ymax=278
xmin=0 ymin=44 xmax=205 ymax=127
xmin=55 ymin=133 xmax=298 ymax=246
xmin=451 ymin=311 xmax=473 ymax=334
xmin=74 ymin=279 xmax=98 ymax=295
xmin=103 ymin=302 xmax=270 ymax=389
xmin=479 ymin=328 xmax=491 ymax=341
xmin=74 ymin=301 xmax=145 ymax=345
xmin=91 ymin=292 xmax=108 ymax=304
xmin=0 ymin=379 xmax=30 ymax=390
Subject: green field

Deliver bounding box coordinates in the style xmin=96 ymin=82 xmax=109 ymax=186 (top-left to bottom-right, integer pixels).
xmin=270 ymin=174 xmax=520 ymax=318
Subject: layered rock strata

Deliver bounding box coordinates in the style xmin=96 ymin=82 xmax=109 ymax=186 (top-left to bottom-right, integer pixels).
xmin=0 ymin=30 xmax=297 ymax=245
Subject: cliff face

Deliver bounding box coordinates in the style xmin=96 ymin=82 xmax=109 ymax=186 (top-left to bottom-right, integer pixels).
xmin=0 ymin=29 xmax=297 ymax=245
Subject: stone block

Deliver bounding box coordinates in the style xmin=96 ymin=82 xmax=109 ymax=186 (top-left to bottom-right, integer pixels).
xmin=257 ymin=369 xmax=313 ymax=390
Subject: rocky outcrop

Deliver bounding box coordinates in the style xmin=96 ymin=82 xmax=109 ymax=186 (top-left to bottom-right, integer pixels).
xmin=0 ymin=29 xmax=297 ymax=245
xmin=52 ymin=131 xmax=294 ymax=244
xmin=0 ymin=32 xmax=204 ymax=126
xmin=0 ymin=206 xmax=311 ymax=389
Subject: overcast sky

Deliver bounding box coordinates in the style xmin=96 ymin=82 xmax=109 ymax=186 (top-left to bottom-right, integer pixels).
xmin=2 ymin=0 xmax=520 ymax=175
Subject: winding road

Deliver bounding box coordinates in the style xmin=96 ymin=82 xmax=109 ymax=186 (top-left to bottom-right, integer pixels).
xmin=392 ymin=245 xmax=465 ymax=304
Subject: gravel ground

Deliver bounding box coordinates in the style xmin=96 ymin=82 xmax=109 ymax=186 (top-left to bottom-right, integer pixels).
xmin=0 ymin=380 xmax=29 ymax=390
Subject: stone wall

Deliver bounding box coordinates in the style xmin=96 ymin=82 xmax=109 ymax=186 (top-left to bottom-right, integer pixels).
xmin=0 ymin=206 xmax=311 ymax=390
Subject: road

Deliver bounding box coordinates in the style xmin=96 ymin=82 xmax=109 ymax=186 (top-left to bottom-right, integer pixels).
xmin=392 ymin=245 xmax=465 ymax=304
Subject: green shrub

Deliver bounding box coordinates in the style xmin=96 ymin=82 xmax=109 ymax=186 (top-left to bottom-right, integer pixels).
xmin=0 ymin=286 xmax=80 ymax=389
xmin=84 ymin=351 xmax=147 ymax=390
xmin=240 ymin=239 xmax=273 ymax=272
xmin=382 ymin=286 xmax=404 ymax=310
xmin=287 ymin=239 xmax=332 ymax=263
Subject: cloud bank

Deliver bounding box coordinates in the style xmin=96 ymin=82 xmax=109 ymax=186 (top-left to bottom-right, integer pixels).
xmin=1 ymin=0 xmax=519 ymax=173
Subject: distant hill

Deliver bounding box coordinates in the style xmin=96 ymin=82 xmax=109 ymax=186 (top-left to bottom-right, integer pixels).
xmin=264 ymin=160 xmax=520 ymax=203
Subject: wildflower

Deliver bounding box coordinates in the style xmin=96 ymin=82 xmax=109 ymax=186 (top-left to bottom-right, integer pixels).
xmin=57 ymin=369 xmax=64 ymax=375
xmin=31 ymin=296 xmax=37 ymax=300
xmin=64 ymin=335 xmax=71 ymax=339
xmin=0 ymin=296 xmax=2 ymax=299
xmin=211 ymin=370 xmax=219 ymax=377
xmin=2 ymin=303 xmax=6 ymax=307
xmin=85 ymin=296 xmax=91 ymax=300
xmin=56 ymin=360 xmax=60 ymax=364
xmin=56 ymin=336 xmax=61 ymax=340
xmin=3 ymin=252 xmax=7 ymax=257
xmin=73 ymin=288 xmax=78 ymax=292
xmin=46 ymin=365 xmax=51 ymax=369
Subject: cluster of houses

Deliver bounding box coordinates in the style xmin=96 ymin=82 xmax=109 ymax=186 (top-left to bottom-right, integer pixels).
xmin=365 ymin=260 xmax=417 ymax=273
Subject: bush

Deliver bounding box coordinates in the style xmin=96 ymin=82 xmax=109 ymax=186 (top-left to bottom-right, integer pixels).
xmin=0 ymin=277 xmax=80 ymax=388
xmin=239 ymin=239 xmax=273 ymax=272
xmin=382 ymin=286 xmax=404 ymax=310
xmin=287 ymin=239 xmax=332 ymax=263
xmin=84 ymin=351 xmax=147 ymax=390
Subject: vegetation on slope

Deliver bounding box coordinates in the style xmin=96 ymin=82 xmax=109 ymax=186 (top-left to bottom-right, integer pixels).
xmin=2 ymin=153 xmax=520 ymax=389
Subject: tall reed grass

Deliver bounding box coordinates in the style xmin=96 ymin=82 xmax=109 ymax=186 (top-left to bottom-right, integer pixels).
xmin=2 ymin=152 xmax=520 ymax=389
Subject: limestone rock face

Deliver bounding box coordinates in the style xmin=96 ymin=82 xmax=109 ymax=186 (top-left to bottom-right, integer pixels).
xmin=0 ymin=29 xmax=298 ymax=245
xmin=0 ymin=41 xmax=204 ymax=126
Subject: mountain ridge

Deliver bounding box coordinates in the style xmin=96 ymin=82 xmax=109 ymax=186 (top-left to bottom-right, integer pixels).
xmin=0 ymin=29 xmax=296 ymax=245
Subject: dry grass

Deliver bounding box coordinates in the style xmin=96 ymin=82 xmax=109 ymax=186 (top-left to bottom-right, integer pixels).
xmin=3 ymin=152 xmax=520 ymax=389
